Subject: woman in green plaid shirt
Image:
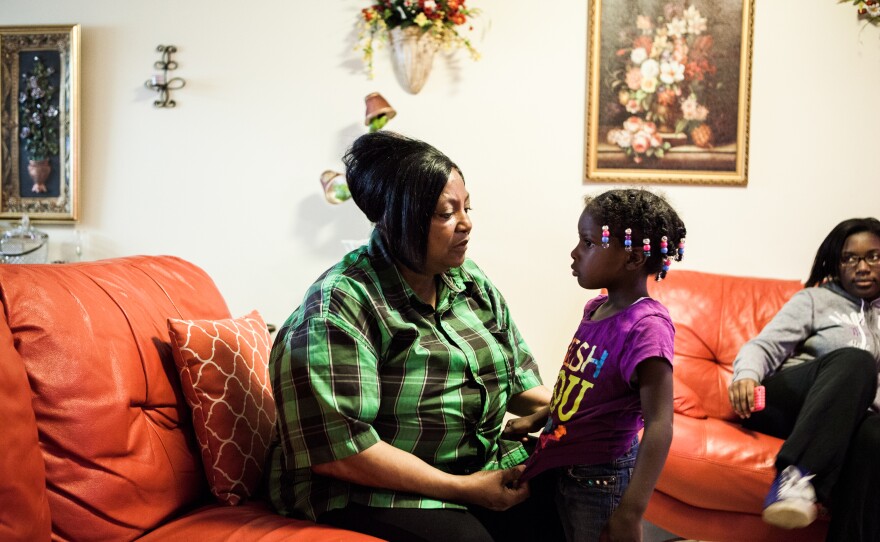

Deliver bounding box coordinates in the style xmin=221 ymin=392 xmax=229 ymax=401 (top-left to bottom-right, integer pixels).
xmin=267 ymin=131 xmax=559 ymax=541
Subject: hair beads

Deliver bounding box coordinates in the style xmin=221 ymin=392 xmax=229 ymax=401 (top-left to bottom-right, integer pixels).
xmin=653 ymin=236 xmax=670 ymax=281
xmin=583 ymin=189 xmax=686 ymax=282
xmin=611 ymin=230 xmax=682 ymax=281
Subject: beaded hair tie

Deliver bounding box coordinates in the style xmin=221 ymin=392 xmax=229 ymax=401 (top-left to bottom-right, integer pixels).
xmin=600 ymin=228 xmax=684 ymax=269
xmin=654 ymin=236 xmax=670 ymax=281
xmin=656 ymin=257 xmax=672 ymax=281
xmin=655 ymin=236 xmax=686 ymax=281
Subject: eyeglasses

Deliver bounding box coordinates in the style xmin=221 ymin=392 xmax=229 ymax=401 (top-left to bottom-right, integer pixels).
xmin=840 ymin=252 xmax=880 ymax=268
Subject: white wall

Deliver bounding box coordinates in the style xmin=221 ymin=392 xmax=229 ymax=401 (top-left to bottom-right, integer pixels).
xmin=2 ymin=0 xmax=878 ymax=382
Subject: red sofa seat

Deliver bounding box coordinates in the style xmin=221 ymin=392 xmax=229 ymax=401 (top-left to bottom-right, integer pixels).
xmin=645 ymin=270 xmax=828 ymax=541
xmin=0 ymin=256 xmax=379 ymax=542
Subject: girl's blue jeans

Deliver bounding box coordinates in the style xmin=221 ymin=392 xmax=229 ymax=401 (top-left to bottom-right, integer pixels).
xmin=554 ymin=437 xmax=639 ymax=542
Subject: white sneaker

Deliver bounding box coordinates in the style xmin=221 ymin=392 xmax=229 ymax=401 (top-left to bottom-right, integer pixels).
xmin=762 ymin=465 xmax=818 ymax=529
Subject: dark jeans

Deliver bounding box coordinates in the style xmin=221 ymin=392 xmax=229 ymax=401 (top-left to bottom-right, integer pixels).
xmin=742 ymin=347 xmax=876 ymax=504
xmin=318 ymin=469 xmax=564 ymax=542
xmin=555 ymin=437 xmax=639 ymax=542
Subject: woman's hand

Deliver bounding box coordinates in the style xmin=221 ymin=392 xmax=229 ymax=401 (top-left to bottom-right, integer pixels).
xmin=459 ymin=466 xmax=530 ymax=511
xmin=502 ymin=407 xmax=549 ymax=442
xmin=502 ymin=416 xmax=535 ymax=442
xmin=311 ymin=441 xmax=530 ymax=511
xmin=728 ymin=378 xmax=760 ymax=418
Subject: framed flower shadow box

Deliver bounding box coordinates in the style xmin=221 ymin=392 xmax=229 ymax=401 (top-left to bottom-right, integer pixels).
xmin=1 ymin=24 xmax=80 ymax=222
xmin=584 ymin=1 xmax=754 ymax=186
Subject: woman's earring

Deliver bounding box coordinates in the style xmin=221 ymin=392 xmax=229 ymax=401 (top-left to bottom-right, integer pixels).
xmin=601 ymin=225 xmax=610 ymax=248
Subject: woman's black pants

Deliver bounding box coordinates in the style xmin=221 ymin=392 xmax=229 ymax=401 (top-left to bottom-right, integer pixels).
xmin=318 ymin=468 xmax=564 ymax=542
xmin=742 ymin=347 xmax=877 ymax=541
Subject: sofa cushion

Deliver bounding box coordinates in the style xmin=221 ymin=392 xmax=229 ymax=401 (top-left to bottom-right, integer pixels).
xmin=649 ymin=271 xmax=803 ymax=420
xmin=137 ymin=501 xmax=384 ymax=541
xmin=658 ymin=414 xmax=779 ymax=514
xmin=168 ymin=310 xmax=277 ymax=506
xmin=672 ymin=373 xmax=707 ymax=419
xmin=0 ymin=256 xmax=231 ymax=541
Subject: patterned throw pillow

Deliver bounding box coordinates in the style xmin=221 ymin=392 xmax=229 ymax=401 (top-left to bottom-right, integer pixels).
xmin=167 ymin=310 xmax=276 ymax=505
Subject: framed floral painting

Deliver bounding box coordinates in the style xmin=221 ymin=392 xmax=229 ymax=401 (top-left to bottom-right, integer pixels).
xmin=0 ymin=24 xmax=80 ymax=222
xmin=584 ymin=0 xmax=754 ymax=185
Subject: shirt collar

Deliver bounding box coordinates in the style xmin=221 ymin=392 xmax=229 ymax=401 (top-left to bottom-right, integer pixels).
xmin=366 ymin=229 xmax=470 ymax=311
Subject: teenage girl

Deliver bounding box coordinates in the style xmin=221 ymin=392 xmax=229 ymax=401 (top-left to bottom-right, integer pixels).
xmin=728 ymin=217 xmax=880 ymax=540
xmin=505 ymin=188 xmax=687 ymax=542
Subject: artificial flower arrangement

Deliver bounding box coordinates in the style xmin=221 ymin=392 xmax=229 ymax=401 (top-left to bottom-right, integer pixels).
xmin=19 ymin=56 xmax=60 ymax=164
xmin=357 ymin=0 xmax=480 ymax=78
xmin=849 ymin=0 xmax=880 ymax=22
xmin=606 ymin=3 xmax=718 ymax=162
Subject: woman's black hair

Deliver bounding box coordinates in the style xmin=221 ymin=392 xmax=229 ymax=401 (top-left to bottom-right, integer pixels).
xmin=805 ymin=217 xmax=880 ymax=287
xmin=342 ymin=131 xmax=459 ymax=272
xmin=584 ymin=189 xmax=687 ymax=281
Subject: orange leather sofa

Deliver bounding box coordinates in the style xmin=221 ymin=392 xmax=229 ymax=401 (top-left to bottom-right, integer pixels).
xmin=0 ymin=256 xmax=379 ymax=542
xmin=645 ymin=270 xmax=828 ymax=541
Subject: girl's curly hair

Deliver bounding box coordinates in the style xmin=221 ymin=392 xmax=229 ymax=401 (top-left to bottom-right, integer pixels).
xmin=584 ymin=189 xmax=687 ymax=281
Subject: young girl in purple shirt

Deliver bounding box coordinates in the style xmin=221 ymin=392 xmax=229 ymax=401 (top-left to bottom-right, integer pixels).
xmin=505 ymin=189 xmax=686 ymax=541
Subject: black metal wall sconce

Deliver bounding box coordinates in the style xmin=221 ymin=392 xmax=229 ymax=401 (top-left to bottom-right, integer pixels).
xmin=144 ymin=45 xmax=185 ymax=108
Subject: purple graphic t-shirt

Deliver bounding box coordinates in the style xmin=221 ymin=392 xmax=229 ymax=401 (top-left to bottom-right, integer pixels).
xmin=520 ymin=295 xmax=674 ymax=482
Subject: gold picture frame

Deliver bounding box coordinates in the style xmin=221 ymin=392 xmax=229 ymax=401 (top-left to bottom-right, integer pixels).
xmin=1 ymin=24 xmax=80 ymax=222
xmin=584 ymin=1 xmax=753 ymax=186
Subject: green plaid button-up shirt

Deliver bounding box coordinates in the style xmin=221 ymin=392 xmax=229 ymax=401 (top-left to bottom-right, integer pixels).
xmin=267 ymin=230 xmax=543 ymax=521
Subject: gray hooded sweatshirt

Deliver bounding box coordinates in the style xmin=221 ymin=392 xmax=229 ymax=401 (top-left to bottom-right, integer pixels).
xmin=732 ymin=282 xmax=880 ymax=411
